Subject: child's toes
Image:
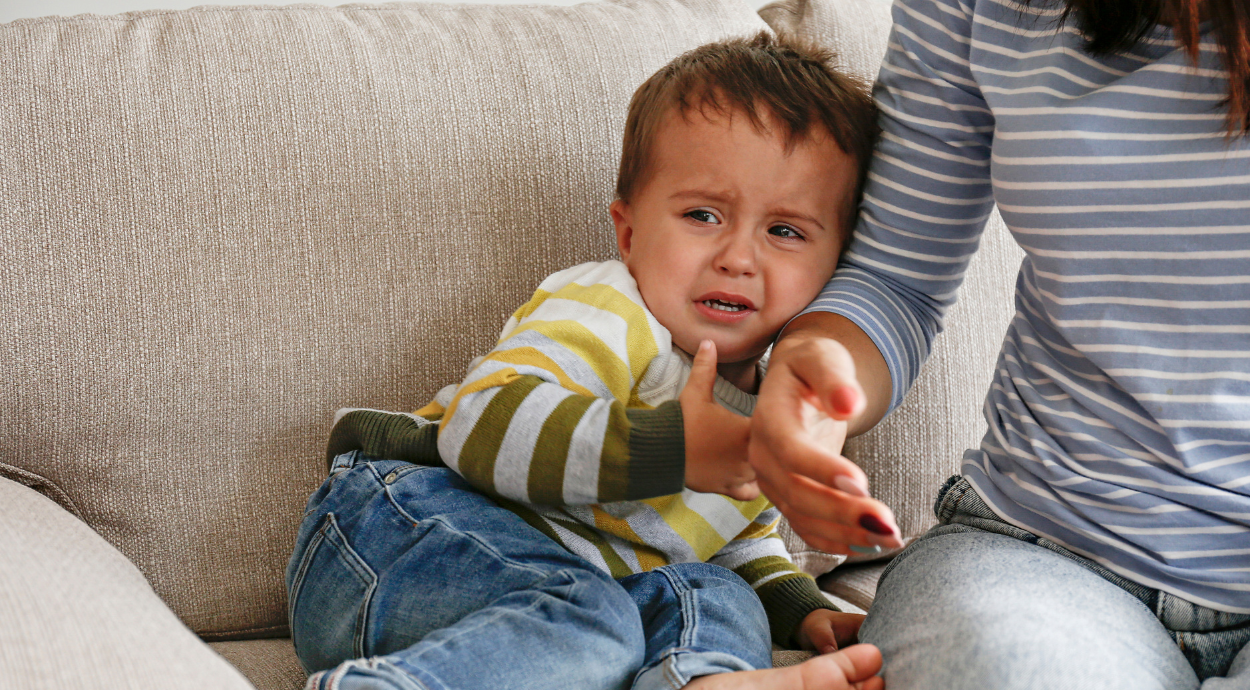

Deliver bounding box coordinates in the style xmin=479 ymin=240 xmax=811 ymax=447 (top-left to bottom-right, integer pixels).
xmin=825 ymin=643 xmax=883 ymax=684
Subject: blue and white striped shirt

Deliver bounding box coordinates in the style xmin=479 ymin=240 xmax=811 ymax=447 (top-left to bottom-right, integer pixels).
xmin=810 ymin=0 xmax=1250 ymax=612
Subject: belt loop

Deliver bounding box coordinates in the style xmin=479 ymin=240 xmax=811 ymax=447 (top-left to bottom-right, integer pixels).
xmin=329 ymin=450 xmax=361 ymax=476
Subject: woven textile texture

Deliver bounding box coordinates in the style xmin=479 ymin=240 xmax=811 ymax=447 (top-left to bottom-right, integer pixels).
xmin=0 ymin=0 xmax=769 ymax=638
xmin=762 ymin=0 xmax=1025 ymax=558
xmin=210 ymin=639 xmax=308 ymax=690
xmin=0 ymin=478 xmax=254 ymax=689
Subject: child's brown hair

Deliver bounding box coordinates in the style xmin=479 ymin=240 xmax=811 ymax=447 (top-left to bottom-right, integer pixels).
xmin=616 ymin=31 xmax=880 ymax=233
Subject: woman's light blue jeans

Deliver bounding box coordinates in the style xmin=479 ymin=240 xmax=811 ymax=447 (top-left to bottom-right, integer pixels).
xmin=285 ymin=452 xmax=773 ymax=690
xmin=860 ymin=475 xmax=1250 ymax=689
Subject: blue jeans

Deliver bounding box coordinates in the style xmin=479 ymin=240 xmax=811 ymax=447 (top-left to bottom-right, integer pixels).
xmin=285 ymin=452 xmax=773 ymax=690
xmin=860 ymin=475 xmax=1250 ymax=689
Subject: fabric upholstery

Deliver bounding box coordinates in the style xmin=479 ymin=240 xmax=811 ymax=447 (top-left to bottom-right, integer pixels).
xmin=210 ymin=639 xmax=306 ymax=690
xmin=0 ymin=0 xmax=770 ymax=638
xmin=0 ymin=477 xmax=254 ymax=689
xmin=819 ymin=561 xmax=890 ymax=612
xmin=761 ymin=0 xmax=1025 ymax=556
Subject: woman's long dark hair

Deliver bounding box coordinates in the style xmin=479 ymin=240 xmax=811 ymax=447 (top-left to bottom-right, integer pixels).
xmin=1037 ymin=0 xmax=1249 ymax=134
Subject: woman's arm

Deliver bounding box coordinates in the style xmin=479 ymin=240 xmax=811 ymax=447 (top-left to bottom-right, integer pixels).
xmin=749 ymin=0 xmax=999 ymax=552
xmin=749 ymin=315 xmax=900 ymax=554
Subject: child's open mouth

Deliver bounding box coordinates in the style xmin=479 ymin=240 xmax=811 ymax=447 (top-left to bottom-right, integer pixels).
xmin=694 ymin=293 xmax=756 ymax=322
xmin=702 ymin=299 xmax=747 ymax=312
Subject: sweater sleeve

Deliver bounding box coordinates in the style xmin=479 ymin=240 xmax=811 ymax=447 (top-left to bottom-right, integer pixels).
xmin=438 ymin=261 xmax=687 ymax=505
xmin=707 ymin=507 xmax=841 ymax=649
xmin=801 ymin=0 xmax=996 ymax=413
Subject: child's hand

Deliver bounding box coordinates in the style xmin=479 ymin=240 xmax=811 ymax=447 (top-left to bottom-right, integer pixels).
xmin=797 ymin=609 xmax=866 ymax=654
xmin=680 ymin=340 xmax=759 ymax=501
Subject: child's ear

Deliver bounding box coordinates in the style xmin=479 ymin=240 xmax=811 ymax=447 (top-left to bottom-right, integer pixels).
xmin=610 ymin=199 xmax=633 ymax=262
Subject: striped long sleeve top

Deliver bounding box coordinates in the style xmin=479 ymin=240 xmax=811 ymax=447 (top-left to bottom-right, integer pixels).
xmin=807 ymin=0 xmax=1250 ymax=612
xmin=431 ymin=260 xmax=837 ymax=645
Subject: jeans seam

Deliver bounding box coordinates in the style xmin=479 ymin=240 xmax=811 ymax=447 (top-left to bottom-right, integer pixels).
xmin=289 ymin=527 xmax=326 ymax=626
xmin=661 ymin=651 xmax=686 ymax=690
xmin=421 ymin=515 xmax=558 ymax=581
xmin=398 ymin=572 xmax=579 ymax=676
xmin=936 ymin=475 xmax=972 ymax=524
xmin=659 ymin=566 xmax=700 ymax=650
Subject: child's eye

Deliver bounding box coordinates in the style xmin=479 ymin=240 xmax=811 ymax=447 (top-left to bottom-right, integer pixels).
xmin=685 ymin=209 xmax=719 ymax=224
xmin=768 ymin=224 xmax=803 ymax=240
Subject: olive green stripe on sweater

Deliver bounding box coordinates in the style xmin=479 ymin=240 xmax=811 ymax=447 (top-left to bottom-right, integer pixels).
xmin=623 ymin=401 xmax=686 ymax=500
xmin=543 ymin=515 xmax=634 ymax=579
xmin=732 ymin=555 xmax=796 ymax=586
xmin=598 ymin=401 xmax=633 ymax=502
xmin=527 ymin=394 xmax=596 ymax=504
xmin=324 ymin=410 xmax=442 ymax=470
xmin=754 ymin=573 xmax=841 ymax=649
xmin=457 ymin=375 xmax=544 ymax=497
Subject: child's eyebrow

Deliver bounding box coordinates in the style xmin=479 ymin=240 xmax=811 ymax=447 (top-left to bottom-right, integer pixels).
xmin=769 ymin=207 xmax=827 ymax=234
xmin=668 ymin=189 xmax=734 ymax=204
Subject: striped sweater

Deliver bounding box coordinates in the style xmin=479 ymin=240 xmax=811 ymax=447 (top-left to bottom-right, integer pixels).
xmin=335 ymin=260 xmax=837 ymax=646
xmin=808 ymin=0 xmax=1250 ymax=611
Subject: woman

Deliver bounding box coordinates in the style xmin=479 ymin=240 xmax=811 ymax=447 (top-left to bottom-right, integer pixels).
xmin=745 ymin=0 xmax=1250 ymax=686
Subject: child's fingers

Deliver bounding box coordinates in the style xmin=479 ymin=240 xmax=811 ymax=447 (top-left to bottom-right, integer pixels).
xmin=832 ymin=611 xmax=866 ymax=647
xmin=683 ymin=340 xmax=719 ymax=402
xmin=808 ymin=619 xmax=840 ymax=654
xmin=722 ymin=479 xmax=760 ymax=502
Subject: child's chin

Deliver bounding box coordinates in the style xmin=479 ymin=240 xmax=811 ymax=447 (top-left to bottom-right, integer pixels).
xmin=674 ymin=335 xmax=764 ymax=363
xmin=709 ymin=342 xmax=766 ymax=364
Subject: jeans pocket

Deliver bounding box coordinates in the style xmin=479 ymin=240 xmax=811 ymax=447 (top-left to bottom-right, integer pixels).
xmin=288 ymin=512 xmax=377 ymax=674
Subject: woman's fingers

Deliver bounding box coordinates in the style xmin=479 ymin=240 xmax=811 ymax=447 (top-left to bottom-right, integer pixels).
xmin=776 ymin=335 xmax=866 ymax=421
xmin=752 ymin=415 xmax=868 ymax=491
xmin=759 ymin=479 xmax=900 ymax=553
xmin=750 ymin=330 xmax=900 ymax=551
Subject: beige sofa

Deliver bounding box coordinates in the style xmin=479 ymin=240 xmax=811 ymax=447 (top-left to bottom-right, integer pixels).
xmin=0 ymin=0 xmax=1023 ymax=687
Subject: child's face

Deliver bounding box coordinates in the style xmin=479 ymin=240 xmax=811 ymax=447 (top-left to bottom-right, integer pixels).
xmin=610 ymin=107 xmax=853 ymax=366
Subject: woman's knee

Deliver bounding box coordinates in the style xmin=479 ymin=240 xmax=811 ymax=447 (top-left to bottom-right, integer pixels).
xmin=860 ymin=531 xmax=1197 ymax=690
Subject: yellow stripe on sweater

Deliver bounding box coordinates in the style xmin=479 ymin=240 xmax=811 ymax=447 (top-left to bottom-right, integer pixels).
xmin=507 ymin=319 xmax=632 ymax=401
xmin=442 ymin=367 xmax=521 ymax=433
xmin=507 ymin=288 xmax=554 ymax=328
xmin=733 ymin=515 xmax=782 ymax=541
xmin=525 ymin=282 xmax=659 ymax=383
xmin=591 ymin=506 xmax=669 ymax=572
xmin=483 ymin=346 xmax=596 ymax=398
xmin=642 ymin=494 xmax=728 ymax=562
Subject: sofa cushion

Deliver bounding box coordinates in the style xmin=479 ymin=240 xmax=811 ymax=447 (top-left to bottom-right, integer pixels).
xmin=762 ymin=0 xmax=1025 ymax=556
xmin=0 ymin=477 xmax=254 ymax=689
xmin=210 ymin=639 xmax=306 ymax=690
xmin=818 ymin=560 xmax=890 ymax=612
xmin=0 ymin=0 xmax=770 ymax=638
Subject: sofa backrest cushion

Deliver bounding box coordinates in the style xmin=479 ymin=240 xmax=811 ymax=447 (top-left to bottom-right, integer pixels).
xmin=762 ymin=0 xmax=1026 ymax=553
xmin=0 ymin=0 xmax=769 ymax=638
xmin=0 ymin=478 xmax=255 ymax=688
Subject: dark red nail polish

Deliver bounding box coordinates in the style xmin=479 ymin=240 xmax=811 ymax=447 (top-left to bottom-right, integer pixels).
xmin=859 ymin=514 xmax=895 ymax=536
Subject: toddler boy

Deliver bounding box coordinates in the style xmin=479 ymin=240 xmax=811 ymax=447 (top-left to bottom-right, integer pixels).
xmin=292 ymin=32 xmax=883 ymax=690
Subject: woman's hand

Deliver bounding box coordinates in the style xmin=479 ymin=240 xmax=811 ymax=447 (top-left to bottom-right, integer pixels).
xmin=680 ymin=340 xmax=759 ymax=501
xmin=749 ymin=322 xmax=901 ymax=554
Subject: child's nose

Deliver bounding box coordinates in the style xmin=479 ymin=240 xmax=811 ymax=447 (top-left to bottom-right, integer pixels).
xmin=714 ymin=232 xmax=757 ymax=276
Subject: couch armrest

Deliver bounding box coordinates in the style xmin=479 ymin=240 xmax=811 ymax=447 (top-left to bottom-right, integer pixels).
xmin=0 ymin=477 xmax=254 ymax=689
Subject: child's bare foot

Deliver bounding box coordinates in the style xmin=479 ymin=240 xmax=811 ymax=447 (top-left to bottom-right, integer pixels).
xmin=684 ymin=644 xmax=883 ymax=690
